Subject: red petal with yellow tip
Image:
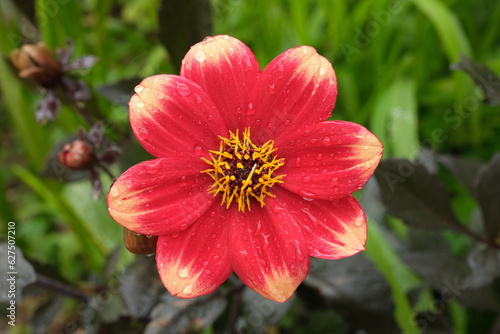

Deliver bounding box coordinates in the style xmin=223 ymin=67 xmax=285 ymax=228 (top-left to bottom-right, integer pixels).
xmin=247 ymin=46 xmax=338 ymax=144
xmin=227 ymin=206 xmax=309 ymax=302
xmin=277 ymin=121 xmax=383 ymax=200
xmin=181 ymin=35 xmax=261 ymax=132
xmin=129 ymin=74 xmax=227 ymax=160
xmin=156 ymin=204 xmax=232 ymax=298
xmin=266 ymin=189 xmax=366 ymax=259
xmin=107 ymin=158 xmax=213 ymax=236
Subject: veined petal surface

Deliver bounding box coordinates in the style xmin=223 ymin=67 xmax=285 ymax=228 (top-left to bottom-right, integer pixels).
xmin=156 ymin=204 xmax=232 ymax=298
xmin=277 ymin=121 xmax=383 ymax=200
xmin=130 ymin=74 xmax=227 ymax=160
xmin=227 ymin=206 xmax=309 ymax=302
xmin=247 ymin=46 xmax=337 ymax=145
xmin=107 ymin=158 xmax=213 ymax=236
xmin=268 ymin=188 xmax=366 ymax=259
xmin=181 ymin=35 xmax=261 ymax=132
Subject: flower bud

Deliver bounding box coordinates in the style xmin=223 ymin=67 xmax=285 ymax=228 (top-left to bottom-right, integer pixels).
xmin=11 ymin=42 xmax=62 ymax=87
xmin=59 ymin=140 xmax=94 ymax=169
xmin=123 ymin=227 xmax=158 ymax=255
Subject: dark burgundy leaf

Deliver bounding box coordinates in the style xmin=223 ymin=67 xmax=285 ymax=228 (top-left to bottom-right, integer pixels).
xmin=238 ymin=288 xmax=294 ymax=333
xmin=304 ymin=255 xmax=397 ymax=334
xmin=450 ymin=55 xmax=500 ymax=105
xmin=466 ymin=244 xmax=500 ymax=288
xmin=119 ymin=256 xmax=164 ymax=319
xmin=57 ymin=38 xmax=74 ymax=65
xmin=476 ymin=153 xmax=500 ymax=241
xmin=97 ymin=77 xmax=142 ymax=108
xmin=87 ymin=121 xmax=104 ymax=148
xmin=437 ymin=154 xmax=483 ymax=199
xmin=145 ymin=292 xmax=227 ymax=334
xmin=90 ymin=167 xmax=102 ymax=199
xmin=64 ymin=55 xmax=99 ymax=71
xmin=36 ymin=89 xmax=60 ymax=123
xmin=97 ymin=146 xmax=122 ymax=164
xmin=158 ymin=0 xmax=212 ymax=72
xmin=32 ymin=296 xmax=66 ymax=334
xmin=0 ymin=243 xmax=36 ymax=303
xmin=374 ymin=159 xmax=462 ymax=230
xmin=61 ymin=77 xmax=91 ymax=101
xmin=401 ymin=250 xmax=500 ymax=312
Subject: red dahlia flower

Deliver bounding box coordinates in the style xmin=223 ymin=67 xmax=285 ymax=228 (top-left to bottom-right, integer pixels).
xmin=107 ymin=35 xmax=383 ymax=302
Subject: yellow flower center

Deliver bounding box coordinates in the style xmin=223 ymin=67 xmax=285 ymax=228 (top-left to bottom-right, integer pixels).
xmin=202 ymin=129 xmax=285 ymax=212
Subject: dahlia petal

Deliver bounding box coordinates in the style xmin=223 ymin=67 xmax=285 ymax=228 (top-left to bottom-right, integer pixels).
xmin=228 ymin=207 xmax=309 ymax=302
xmin=247 ymin=45 xmax=338 ymax=144
xmin=268 ymin=188 xmax=366 ymax=259
xmin=129 ymin=74 xmax=227 ymax=159
xmin=277 ymin=121 xmax=383 ymax=200
xmin=181 ymin=35 xmax=261 ymax=132
xmin=107 ymin=158 xmax=213 ymax=236
xmin=156 ymin=204 xmax=232 ymax=298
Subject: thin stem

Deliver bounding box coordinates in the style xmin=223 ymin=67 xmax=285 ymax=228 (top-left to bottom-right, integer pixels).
xmin=97 ymin=162 xmax=116 ymax=180
xmin=34 ymin=274 xmax=90 ymax=303
xmin=74 ymin=102 xmax=95 ymax=127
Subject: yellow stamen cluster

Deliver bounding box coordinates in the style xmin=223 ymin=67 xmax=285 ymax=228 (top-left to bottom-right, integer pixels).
xmin=202 ymin=129 xmax=285 ymax=212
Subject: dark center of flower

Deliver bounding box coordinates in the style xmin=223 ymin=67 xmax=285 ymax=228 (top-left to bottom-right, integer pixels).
xmin=202 ymin=129 xmax=285 ymax=212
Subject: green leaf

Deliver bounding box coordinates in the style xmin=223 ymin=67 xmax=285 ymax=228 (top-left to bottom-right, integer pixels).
xmin=371 ymin=78 xmax=419 ymax=160
xmin=12 ymin=164 xmax=106 ymax=271
xmin=158 ymin=0 xmax=212 ymax=72
xmin=409 ymin=0 xmax=472 ymax=62
xmin=364 ymin=221 xmax=421 ymax=334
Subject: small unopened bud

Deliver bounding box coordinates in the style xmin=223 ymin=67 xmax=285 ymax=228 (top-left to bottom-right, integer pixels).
xmin=11 ymin=42 xmax=62 ymax=87
xmin=59 ymin=140 xmax=94 ymax=169
xmin=123 ymin=227 xmax=158 ymax=255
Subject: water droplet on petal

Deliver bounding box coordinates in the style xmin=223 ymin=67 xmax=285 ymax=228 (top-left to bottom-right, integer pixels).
xmin=302 ymin=176 xmax=311 ymax=183
xmin=158 ymin=92 xmax=165 ymax=100
xmin=316 ymin=154 xmax=323 ymax=161
xmin=354 ymin=219 xmax=364 ymax=227
xmin=134 ymin=85 xmax=144 ymax=93
xmin=183 ymin=284 xmax=193 ymax=294
xmin=295 ymin=157 xmax=302 ymax=167
xmin=110 ymin=187 xmax=119 ymax=197
xmin=204 ymin=269 xmax=212 ymax=275
xmin=146 ymin=159 xmax=162 ymax=174
xmin=322 ymin=137 xmax=332 ymax=146
xmin=139 ymin=127 xmax=149 ymax=140
xmin=136 ymin=100 xmax=145 ymax=108
xmin=299 ymin=189 xmax=317 ymax=201
xmin=302 ymin=46 xmax=309 ymax=54
xmin=319 ymin=66 xmax=326 ymax=75
xmin=195 ymin=50 xmax=206 ymax=62
xmin=178 ymin=268 xmax=189 ymax=278
xmin=259 ymin=259 xmax=267 ymax=267
xmin=176 ymin=83 xmax=192 ymax=96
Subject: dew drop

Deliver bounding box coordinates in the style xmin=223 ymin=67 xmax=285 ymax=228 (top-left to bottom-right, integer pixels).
xmin=294 ymin=241 xmax=305 ymax=261
xmin=195 ymin=50 xmax=206 ymax=62
xmin=295 ymin=157 xmax=302 ymax=167
xmin=178 ymin=268 xmax=189 ymax=278
xmin=259 ymin=259 xmax=268 ymax=267
xmin=316 ymin=154 xmax=323 ymax=161
xmin=207 ymin=114 xmax=213 ymax=120
xmin=139 ymin=127 xmax=149 ymax=140
xmin=136 ymin=101 xmax=145 ymax=108
xmin=354 ymin=219 xmax=364 ymax=227
xmin=210 ymin=211 xmax=216 ymax=218
xmin=247 ymin=103 xmax=255 ymax=115
xmin=158 ymin=92 xmax=165 ymax=100
xmin=240 ymin=249 xmax=248 ymax=255
xmin=176 ymin=83 xmax=192 ymax=96
xmin=319 ymin=66 xmax=326 ymax=75
xmin=302 ymin=176 xmax=311 ymax=183
xmin=134 ymin=85 xmax=144 ymax=93
xmin=180 ymin=223 xmax=188 ymax=230
xmin=322 ymin=136 xmax=332 ymax=147
xmin=204 ymin=269 xmax=212 ymax=275
xmin=302 ymin=46 xmax=309 ymax=54
xmin=146 ymin=159 xmax=162 ymax=174
xmin=193 ymin=145 xmax=204 ymax=157
xmin=299 ymin=189 xmax=317 ymax=201
xmin=269 ymin=83 xmax=275 ymax=94
xmin=110 ymin=187 xmax=119 ymax=197
xmin=183 ymin=284 xmax=193 ymax=294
